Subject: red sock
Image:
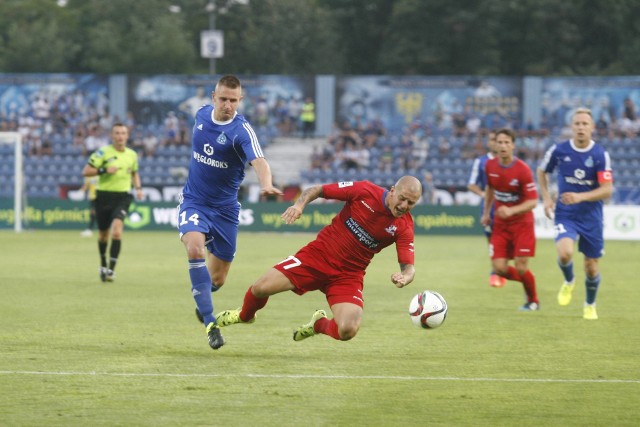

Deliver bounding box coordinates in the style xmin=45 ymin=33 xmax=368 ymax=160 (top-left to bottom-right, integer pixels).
xmin=314 ymin=317 xmax=341 ymax=340
xmin=520 ymin=270 xmax=538 ymax=303
xmin=239 ymin=287 xmax=268 ymax=322
xmin=505 ymin=266 xmax=522 ymax=281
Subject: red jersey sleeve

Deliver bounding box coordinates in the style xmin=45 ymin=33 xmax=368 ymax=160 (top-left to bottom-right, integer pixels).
xmin=521 ymin=162 xmax=538 ymax=201
xmin=395 ymin=216 xmax=415 ymax=266
xmin=321 ymin=181 xmax=362 ymax=201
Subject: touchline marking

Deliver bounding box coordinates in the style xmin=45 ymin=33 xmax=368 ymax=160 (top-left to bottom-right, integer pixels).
xmin=1 ymin=371 xmax=639 ymax=384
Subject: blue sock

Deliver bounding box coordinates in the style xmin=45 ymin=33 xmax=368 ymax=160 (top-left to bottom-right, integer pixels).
xmin=585 ymin=274 xmax=601 ymax=305
xmin=189 ymin=259 xmax=216 ymax=325
xmin=557 ymin=259 xmax=574 ymax=283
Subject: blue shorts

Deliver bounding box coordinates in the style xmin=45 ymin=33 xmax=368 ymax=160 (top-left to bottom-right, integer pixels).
xmin=177 ymin=200 xmax=240 ymax=262
xmin=554 ymin=216 xmax=604 ymax=259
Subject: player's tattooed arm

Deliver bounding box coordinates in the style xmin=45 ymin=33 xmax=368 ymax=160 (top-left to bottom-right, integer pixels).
xmin=281 ymin=185 xmax=324 ymax=224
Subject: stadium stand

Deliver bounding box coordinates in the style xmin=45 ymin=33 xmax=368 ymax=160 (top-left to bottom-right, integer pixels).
xmin=1 ymin=129 xmax=640 ymax=201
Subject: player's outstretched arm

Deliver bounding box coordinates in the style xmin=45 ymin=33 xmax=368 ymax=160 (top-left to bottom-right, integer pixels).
xmin=281 ymin=185 xmax=323 ymax=224
xmin=251 ymin=157 xmax=283 ymax=197
xmin=391 ymin=263 xmax=415 ymax=288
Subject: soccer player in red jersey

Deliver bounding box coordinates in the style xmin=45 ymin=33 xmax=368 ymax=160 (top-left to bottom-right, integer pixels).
xmin=215 ymin=176 xmax=422 ymax=342
xmin=481 ymin=128 xmax=540 ymax=311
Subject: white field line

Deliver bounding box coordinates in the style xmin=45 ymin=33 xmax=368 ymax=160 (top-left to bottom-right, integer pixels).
xmin=1 ymin=370 xmax=639 ymax=384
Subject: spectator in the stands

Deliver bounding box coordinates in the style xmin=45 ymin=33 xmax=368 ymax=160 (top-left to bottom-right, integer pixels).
xmin=288 ymin=96 xmax=302 ymax=135
xmin=163 ymin=111 xmax=180 ymax=145
xmin=619 ymin=97 xmax=639 ymax=137
xmin=421 ymin=171 xmax=436 ymax=205
xmin=362 ymin=117 xmax=386 ymax=148
xmin=255 ymin=96 xmax=269 ymax=129
xmin=131 ymin=129 xmax=146 ymax=156
xmin=73 ymin=125 xmax=86 ymax=149
xmin=142 ymin=131 xmax=160 ymax=157
xmin=331 ymin=120 xmax=362 ymax=148
xmin=338 ymin=140 xmax=362 ymax=170
xmin=466 ymin=114 xmax=482 ymax=137
xmin=274 ymin=98 xmax=290 ymax=135
xmin=437 ymin=136 xmax=451 ymax=156
xmin=83 ymin=125 xmax=108 ymax=156
xmin=378 ymin=145 xmax=393 ymax=172
xmin=39 ymin=138 xmax=53 ymax=157
xmin=453 ymin=112 xmax=467 ymax=137
xmin=595 ymin=113 xmax=609 ymax=138
xmin=310 ymin=146 xmax=323 ymax=170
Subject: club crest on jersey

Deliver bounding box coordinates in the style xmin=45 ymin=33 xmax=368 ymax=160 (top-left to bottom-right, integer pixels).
xmin=585 ymin=156 xmax=594 ymax=167
xmin=574 ymin=169 xmax=585 ymax=179
xmin=216 ymin=133 xmax=227 ymax=145
xmin=385 ymin=224 xmax=397 ymax=236
xmin=203 ymin=143 xmax=214 ymax=155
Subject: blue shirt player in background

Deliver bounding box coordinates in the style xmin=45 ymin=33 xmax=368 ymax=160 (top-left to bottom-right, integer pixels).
xmin=467 ymin=131 xmax=506 ymax=288
xmin=178 ymin=75 xmax=282 ymax=350
xmin=537 ymin=108 xmax=614 ymax=320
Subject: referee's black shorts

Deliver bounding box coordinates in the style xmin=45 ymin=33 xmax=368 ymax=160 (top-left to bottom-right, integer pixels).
xmin=95 ymin=190 xmax=134 ymax=231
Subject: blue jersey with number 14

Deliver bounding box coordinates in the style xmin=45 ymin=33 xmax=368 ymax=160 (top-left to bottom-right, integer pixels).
xmin=181 ymin=105 xmax=264 ymax=208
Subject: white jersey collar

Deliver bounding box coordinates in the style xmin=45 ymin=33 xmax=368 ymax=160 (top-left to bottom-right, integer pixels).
xmin=211 ymin=109 xmax=236 ymax=125
xmin=569 ymin=139 xmax=595 ymax=152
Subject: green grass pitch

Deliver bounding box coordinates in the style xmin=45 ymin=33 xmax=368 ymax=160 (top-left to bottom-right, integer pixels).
xmin=1 ymin=230 xmax=639 ymax=426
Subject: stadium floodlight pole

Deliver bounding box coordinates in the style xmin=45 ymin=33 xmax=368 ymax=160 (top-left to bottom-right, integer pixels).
xmin=203 ymin=0 xmax=249 ymax=75
xmin=206 ymin=1 xmax=217 ymax=75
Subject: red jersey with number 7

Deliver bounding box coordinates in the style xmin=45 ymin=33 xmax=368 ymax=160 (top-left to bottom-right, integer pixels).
xmin=299 ymin=181 xmax=415 ymax=273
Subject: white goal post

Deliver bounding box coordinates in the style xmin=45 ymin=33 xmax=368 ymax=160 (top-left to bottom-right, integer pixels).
xmin=0 ymin=132 xmax=24 ymax=232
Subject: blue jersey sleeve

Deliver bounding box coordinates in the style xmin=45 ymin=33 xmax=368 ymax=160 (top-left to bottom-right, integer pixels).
xmin=235 ymin=120 xmax=264 ymax=164
xmin=539 ymin=143 xmax=558 ymax=174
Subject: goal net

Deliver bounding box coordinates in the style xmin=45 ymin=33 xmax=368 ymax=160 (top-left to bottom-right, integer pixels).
xmin=0 ymin=132 xmax=24 ymax=232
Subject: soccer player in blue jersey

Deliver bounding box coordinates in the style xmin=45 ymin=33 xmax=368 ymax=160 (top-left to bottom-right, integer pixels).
xmin=178 ymin=75 xmax=282 ymax=350
xmin=537 ymin=108 xmax=614 ymax=320
xmin=467 ymin=131 xmax=506 ymax=288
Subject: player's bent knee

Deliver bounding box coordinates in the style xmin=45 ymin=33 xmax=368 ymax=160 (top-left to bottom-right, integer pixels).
xmin=210 ymin=273 xmax=227 ymax=287
xmin=338 ymin=325 xmax=359 ymax=341
xmin=336 ymin=319 xmax=360 ymax=341
xmin=558 ymin=253 xmax=572 ymax=265
xmin=185 ymin=244 xmax=206 ymax=260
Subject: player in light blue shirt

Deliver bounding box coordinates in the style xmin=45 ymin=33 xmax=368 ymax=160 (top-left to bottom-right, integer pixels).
xmin=178 ymin=75 xmax=282 ymax=350
xmin=467 ymin=131 xmax=506 ymax=288
xmin=537 ymin=108 xmax=614 ymax=320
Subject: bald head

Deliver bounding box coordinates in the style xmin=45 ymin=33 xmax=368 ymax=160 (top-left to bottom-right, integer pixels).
xmin=395 ymin=176 xmax=422 ymax=197
xmin=386 ymin=176 xmax=422 ymax=217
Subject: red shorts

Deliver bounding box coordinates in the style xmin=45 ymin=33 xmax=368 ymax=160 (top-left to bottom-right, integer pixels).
xmin=273 ymin=245 xmax=365 ymax=308
xmin=490 ymin=220 xmax=536 ymax=259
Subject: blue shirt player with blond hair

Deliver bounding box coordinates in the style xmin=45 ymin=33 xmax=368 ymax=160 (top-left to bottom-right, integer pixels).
xmin=537 ymin=107 xmax=614 ymax=320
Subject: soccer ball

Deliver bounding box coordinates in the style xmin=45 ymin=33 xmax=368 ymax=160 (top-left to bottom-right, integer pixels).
xmin=409 ymin=290 xmax=448 ymax=329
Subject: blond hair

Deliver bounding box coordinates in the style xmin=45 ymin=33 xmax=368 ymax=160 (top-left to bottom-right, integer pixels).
xmin=573 ymin=107 xmax=593 ymax=119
